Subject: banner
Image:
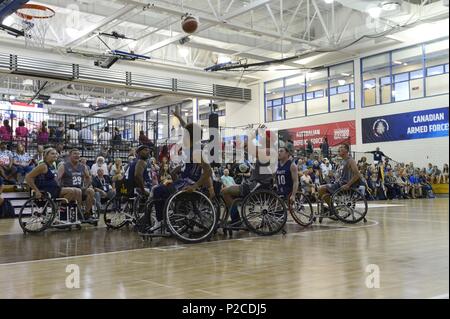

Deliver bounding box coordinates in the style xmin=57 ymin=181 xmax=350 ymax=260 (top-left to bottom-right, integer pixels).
xmin=278 ymin=120 xmax=356 ymax=148
xmin=362 ymin=107 xmax=449 ymax=144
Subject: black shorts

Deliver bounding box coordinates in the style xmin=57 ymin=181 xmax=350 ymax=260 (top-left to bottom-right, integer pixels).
xmin=41 ymin=186 xmax=61 ymax=200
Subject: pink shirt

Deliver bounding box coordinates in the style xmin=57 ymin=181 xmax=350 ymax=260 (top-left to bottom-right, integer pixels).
xmin=15 ymin=126 xmax=29 ymax=138
xmin=0 ymin=126 xmax=12 ymax=141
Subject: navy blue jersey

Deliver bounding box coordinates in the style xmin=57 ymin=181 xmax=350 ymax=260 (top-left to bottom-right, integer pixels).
xmin=181 ymin=163 xmax=202 ymax=182
xmin=276 ymin=159 xmax=293 ymax=196
xmin=36 ymin=163 xmax=60 ymax=198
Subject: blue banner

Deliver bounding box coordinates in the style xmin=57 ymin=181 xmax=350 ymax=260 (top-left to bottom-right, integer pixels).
xmin=362 ymin=107 xmax=449 ymax=144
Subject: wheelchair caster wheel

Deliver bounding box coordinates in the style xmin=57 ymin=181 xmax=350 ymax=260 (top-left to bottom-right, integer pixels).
xmin=228 ymin=230 xmax=233 ymax=237
xmin=313 ymin=217 xmax=317 ymax=223
xmin=93 ymin=221 xmax=98 ymax=227
xmin=281 ymin=229 xmax=287 ymax=235
xmin=319 ymin=218 xmax=323 ymax=224
xmin=75 ymin=225 xmax=82 ymax=230
xmin=363 ymin=218 xmax=368 ymax=223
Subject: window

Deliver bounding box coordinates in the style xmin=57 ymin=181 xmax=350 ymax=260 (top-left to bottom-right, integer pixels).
xmin=338 ymin=85 xmax=350 ymax=94
xmin=394 ymin=73 xmax=409 ymax=83
xmin=445 ymin=64 xmax=449 ymax=73
xmin=264 ymin=62 xmax=354 ymax=122
xmin=425 ymin=39 xmax=449 ymax=96
xmin=410 ymin=69 xmax=424 ymax=79
xmin=293 ymin=94 xmax=303 ymax=102
xmin=314 ymin=90 xmax=324 ymax=98
xmin=273 ymin=98 xmax=283 ymax=106
xmin=362 ymin=53 xmax=391 ymax=106
xmin=427 ymin=65 xmax=444 ymax=76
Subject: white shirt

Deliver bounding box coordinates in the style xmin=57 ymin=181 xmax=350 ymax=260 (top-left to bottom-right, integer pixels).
xmin=79 ymin=128 xmax=93 ymax=143
xmin=320 ymin=163 xmax=333 ymax=176
xmin=98 ymin=132 xmax=112 ymax=144
xmin=66 ymin=129 xmax=79 ymax=144
xmin=91 ymin=163 xmax=109 ymax=177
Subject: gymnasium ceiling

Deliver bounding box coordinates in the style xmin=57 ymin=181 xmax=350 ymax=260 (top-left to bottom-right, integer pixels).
xmin=0 ymin=0 xmax=449 ymax=117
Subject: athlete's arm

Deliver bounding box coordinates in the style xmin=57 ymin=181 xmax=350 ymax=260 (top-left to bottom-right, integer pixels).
xmin=25 ymin=164 xmax=48 ymax=199
xmin=134 ymin=159 xmax=147 ymax=195
xmin=57 ymin=164 xmax=65 ymax=185
xmin=172 ymin=111 xmax=187 ymax=129
xmin=83 ymin=166 xmax=92 ymax=188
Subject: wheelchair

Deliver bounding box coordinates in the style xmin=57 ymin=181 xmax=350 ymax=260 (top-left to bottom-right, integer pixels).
xmin=310 ymin=188 xmax=368 ymax=224
xmin=18 ymin=191 xmax=99 ymax=234
xmin=139 ymin=189 xmax=217 ymax=244
xmin=216 ymin=182 xmax=288 ymax=237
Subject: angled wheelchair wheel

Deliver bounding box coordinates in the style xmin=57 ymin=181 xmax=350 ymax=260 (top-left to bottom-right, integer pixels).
xmin=241 ymin=190 xmax=287 ymax=236
xmin=289 ymin=192 xmax=314 ymax=227
xmin=165 ymin=191 xmax=217 ymax=244
xmin=19 ymin=197 xmax=56 ymax=233
xmin=103 ymin=196 xmax=132 ymax=230
xmin=331 ymin=188 xmax=368 ymax=224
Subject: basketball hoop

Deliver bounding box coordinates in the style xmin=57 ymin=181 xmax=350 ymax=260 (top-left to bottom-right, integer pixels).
xmin=15 ymin=4 xmax=55 ymax=48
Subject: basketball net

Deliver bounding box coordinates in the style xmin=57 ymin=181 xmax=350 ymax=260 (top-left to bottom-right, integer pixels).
xmin=21 ymin=19 xmax=50 ymax=48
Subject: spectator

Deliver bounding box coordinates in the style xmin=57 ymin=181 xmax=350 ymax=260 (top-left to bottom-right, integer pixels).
xmin=79 ymin=125 xmax=93 ymax=147
xmin=15 ymin=120 xmax=28 ymax=144
xmin=13 ymin=143 xmax=34 ymax=188
xmin=139 ymin=130 xmax=154 ymax=147
xmin=159 ymin=163 xmax=173 ymax=186
xmin=0 ymin=176 xmax=3 ymax=208
xmin=306 ymin=140 xmax=313 ymax=157
xmin=0 ymin=120 xmax=12 ymax=143
xmin=37 ymin=121 xmax=49 ymax=145
xmin=320 ymin=137 xmax=329 ymax=158
xmin=301 ymin=168 xmax=315 ymax=197
xmin=55 ymin=143 xmax=68 ymax=167
xmin=110 ymin=158 xmax=124 ymax=183
xmin=384 ymin=169 xmax=401 ymax=200
xmin=419 ymin=171 xmax=434 ymax=198
xmin=55 ymin=121 xmax=65 ymax=143
xmin=99 ymin=127 xmax=112 ymax=146
xmin=112 ymin=127 xmax=122 ymax=148
xmin=441 ymin=164 xmax=449 ymax=184
xmin=431 ymin=165 xmax=441 ymax=184
xmin=320 ymin=158 xmax=333 ymax=176
xmin=91 ymin=156 xmax=109 ymax=177
xmin=0 ymin=141 xmax=17 ymax=184
xmin=66 ymin=123 xmax=79 ymax=145
xmin=80 ymin=157 xmax=90 ymax=175
xmin=92 ymin=168 xmax=115 ymax=211
xmin=426 ymin=163 xmax=433 ymax=176
xmin=409 ymin=170 xmax=423 ymax=199
xmin=366 ymin=147 xmax=389 ymax=165
xmin=32 ymin=145 xmax=45 ymax=165
xmin=221 ymin=168 xmax=236 ymax=188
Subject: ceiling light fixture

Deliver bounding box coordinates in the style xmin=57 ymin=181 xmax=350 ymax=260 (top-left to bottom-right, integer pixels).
xmin=3 ymin=15 xmax=15 ymax=27
xmin=338 ymin=79 xmax=347 ymax=85
xmin=324 ymin=0 xmax=334 ymax=3
xmin=381 ymin=1 xmax=400 ymax=11
xmin=368 ymin=7 xmax=382 ymax=18
xmin=179 ymin=47 xmax=190 ymax=58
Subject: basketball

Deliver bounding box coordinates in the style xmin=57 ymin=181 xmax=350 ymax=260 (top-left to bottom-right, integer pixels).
xmin=181 ymin=16 xmax=199 ymax=34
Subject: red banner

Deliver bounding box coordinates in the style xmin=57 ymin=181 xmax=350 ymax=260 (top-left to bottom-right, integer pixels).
xmin=279 ymin=120 xmax=356 ymax=148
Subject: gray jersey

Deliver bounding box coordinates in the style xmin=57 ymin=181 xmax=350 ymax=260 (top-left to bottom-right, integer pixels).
xmin=249 ymin=160 xmax=274 ymax=185
xmin=337 ymin=157 xmax=356 ymax=185
xmin=61 ymin=162 xmax=85 ymax=188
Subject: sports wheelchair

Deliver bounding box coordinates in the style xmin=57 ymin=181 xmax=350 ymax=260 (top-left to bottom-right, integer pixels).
xmin=104 ymin=188 xmax=217 ymax=244
xmin=215 ymin=182 xmax=288 ymax=237
xmin=18 ymin=191 xmax=99 ymax=233
xmin=288 ymin=186 xmax=368 ymax=227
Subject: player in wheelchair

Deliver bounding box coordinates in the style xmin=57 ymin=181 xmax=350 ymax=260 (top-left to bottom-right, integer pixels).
xmin=220 ymin=128 xmax=287 ymax=236
xmin=20 ymin=148 xmax=85 ymax=232
xmin=136 ymin=112 xmax=217 ymax=243
xmin=317 ymin=143 xmax=368 ymax=224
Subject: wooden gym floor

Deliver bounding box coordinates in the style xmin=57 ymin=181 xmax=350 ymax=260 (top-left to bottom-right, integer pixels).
xmin=0 ymin=198 xmax=448 ymax=299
